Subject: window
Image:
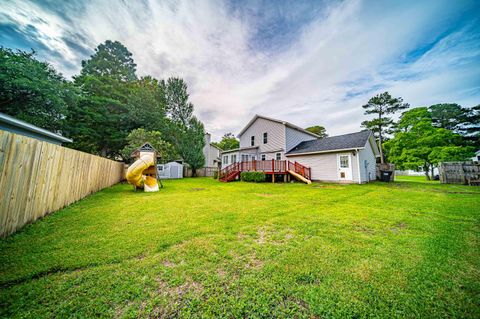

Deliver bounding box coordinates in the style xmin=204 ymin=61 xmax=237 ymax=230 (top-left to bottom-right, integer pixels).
xmin=223 ymin=155 xmax=228 ymax=165
xmin=231 ymin=154 xmax=237 ymax=163
xmin=251 ymin=155 xmax=256 ymax=161
xmin=242 ymin=154 xmax=248 ymax=162
xmin=275 ymin=153 xmax=281 ymax=160
xmin=157 ymin=165 xmax=164 ymax=171
xmin=261 ymin=154 xmax=266 ymax=161
xmin=263 ymin=132 xmax=268 ymax=144
xmin=339 ymin=155 xmax=349 ymax=168
xmin=251 ymin=136 xmax=255 ymax=146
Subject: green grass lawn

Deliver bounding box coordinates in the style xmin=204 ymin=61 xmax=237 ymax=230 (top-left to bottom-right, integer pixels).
xmin=1 ymin=177 xmax=479 ymax=318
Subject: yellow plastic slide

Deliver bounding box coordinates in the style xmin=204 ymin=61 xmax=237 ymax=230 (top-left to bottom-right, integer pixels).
xmin=126 ymin=153 xmax=159 ymax=192
xmin=288 ymin=170 xmax=312 ymax=184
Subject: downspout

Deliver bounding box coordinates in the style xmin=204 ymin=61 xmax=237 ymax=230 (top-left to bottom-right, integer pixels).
xmin=356 ymin=149 xmax=362 ymax=184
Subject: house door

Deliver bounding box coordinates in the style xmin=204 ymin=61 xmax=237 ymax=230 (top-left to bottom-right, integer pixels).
xmin=337 ymin=154 xmax=352 ymax=181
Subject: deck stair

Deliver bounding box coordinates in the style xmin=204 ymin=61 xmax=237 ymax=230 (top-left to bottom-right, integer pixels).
xmin=219 ymin=160 xmax=311 ymax=183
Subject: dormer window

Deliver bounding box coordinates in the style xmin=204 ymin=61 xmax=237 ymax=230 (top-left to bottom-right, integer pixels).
xmin=263 ymin=132 xmax=268 ymax=144
xmin=251 ymin=136 xmax=255 ymax=146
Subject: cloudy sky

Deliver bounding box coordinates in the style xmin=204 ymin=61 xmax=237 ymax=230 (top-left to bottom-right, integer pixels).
xmin=1 ymin=0 xmax=479 ymax=140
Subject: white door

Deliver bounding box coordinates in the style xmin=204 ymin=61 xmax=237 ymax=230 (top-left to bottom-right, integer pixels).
xmin=337 ymin=154 xmax=352 ymax=181
xmin=171 ymin=165 xmax=178 ymax=178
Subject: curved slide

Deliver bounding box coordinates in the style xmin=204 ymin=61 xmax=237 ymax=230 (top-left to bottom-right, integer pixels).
xmin=126 ymin=153 xmax=159 ymax=192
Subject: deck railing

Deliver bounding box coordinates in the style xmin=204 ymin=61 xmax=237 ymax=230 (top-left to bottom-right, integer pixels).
xmin=219 ymin=159 xmax=311 ymax=181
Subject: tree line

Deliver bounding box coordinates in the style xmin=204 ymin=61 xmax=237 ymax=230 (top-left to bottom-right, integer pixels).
xmin=361 ymin=92 xmax=479 ymax=179
xmin=0 ymin=41 xmax=206 ymax=175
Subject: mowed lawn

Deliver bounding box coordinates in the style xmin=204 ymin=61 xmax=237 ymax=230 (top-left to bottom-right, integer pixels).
xmin=1 ymin=177 xmax=479 ymax=318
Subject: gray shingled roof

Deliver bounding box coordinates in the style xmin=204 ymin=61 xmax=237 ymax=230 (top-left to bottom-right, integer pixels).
xmin=286 ymin=130 xmax=372 ymax=155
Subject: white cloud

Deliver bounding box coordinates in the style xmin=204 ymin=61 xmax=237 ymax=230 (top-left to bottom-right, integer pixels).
xmin=1 ymin=0 xmax=479 ymax=140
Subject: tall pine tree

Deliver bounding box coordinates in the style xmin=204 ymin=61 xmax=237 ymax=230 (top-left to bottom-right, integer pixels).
xmin=361 ymin=92 xmax=409 ymax=163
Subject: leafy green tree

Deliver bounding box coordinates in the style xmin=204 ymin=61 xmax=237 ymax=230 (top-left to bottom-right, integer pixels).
xmin=70 ymin=41 xmax=137 ymax=158
xmin=305 ymin=125 xmax=328 ymax=138
xmin=121 ymin=128 xmax=177 ymax=163
xmin=79 ymin=40 xmax=137 ymax=82
xmin=127 ymin=76 xmax=167 ymax=131
xmin=361 ymin=92 xmax=409 ymax=163
xmin=164 ymin=78 xmax=205 ymax=176
xmin=385 ymin=108 xmax=474 ymax=180
xmin=165 ymin=78 xmax=193 ymax=127
xmin=429 ymin=103 xmax=467 ymax=132
xmin=212 ymin=133 xmax=239 ymax=150
xmin=0 ymin=48 xmax=78 ymax=133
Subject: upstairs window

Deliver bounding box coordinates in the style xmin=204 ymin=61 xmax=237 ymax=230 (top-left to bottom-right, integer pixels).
xmin=251 ymin=136 xmax=255 ymax=146
xmin=263 ymin=132 xmax=268 ymax=144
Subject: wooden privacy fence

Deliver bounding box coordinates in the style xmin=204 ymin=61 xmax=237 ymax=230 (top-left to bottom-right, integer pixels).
xmin=0 ymin=131 xmax=125 ymax=237
xmin=439 ymin=162 xmax=480 ymax=185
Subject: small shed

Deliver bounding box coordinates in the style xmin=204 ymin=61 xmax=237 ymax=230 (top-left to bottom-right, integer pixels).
xmin=157 ymin=161 xmax=183 ymax=179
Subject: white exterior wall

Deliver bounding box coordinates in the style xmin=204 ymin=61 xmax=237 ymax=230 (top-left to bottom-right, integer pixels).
xmin=285 ymin=127 xmax=317 ymax=152
xmin=358 ymin=140 xmax=376 ymax=182
xmin=239 ymin=118 xmax=285 ymax=154
xmin=203 ymin=133 xmax=220 ymax=168
xmin=287 ymin=151 xmax=360 ymax=183
xmin=205 ymin=145 xmax=220 ymax=168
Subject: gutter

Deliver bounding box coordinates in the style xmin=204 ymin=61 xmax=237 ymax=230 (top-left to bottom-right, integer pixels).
xmin=0 ymin=112 xmax=73 ymax=143
xmin=286 ymin=147 xmax=365 ymax=157
xmin=356 ymin=148 xmax=362 ymax=184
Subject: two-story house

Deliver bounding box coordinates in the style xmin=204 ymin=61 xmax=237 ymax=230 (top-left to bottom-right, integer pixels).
xmin=220 ymin=114 xmax=380 ymax=184
xmin=220 ymin=114 xmax=318 ymax=167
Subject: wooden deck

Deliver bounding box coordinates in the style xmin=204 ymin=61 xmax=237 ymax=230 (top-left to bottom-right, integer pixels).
xmin=219 ymin=160 xmax=311 ymax=182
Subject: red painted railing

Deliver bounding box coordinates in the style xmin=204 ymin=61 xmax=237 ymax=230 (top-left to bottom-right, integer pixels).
xmin=219 ymin=160 xmax=311 ymax=182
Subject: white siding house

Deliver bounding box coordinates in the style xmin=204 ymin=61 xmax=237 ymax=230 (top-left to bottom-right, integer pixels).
xmin=221 ymin=115 xmax=318 ymax=168
xmin=220 ymin=114 xmax=379 ymax=184
xmin=286 ymin=131 xmax=380 ymax=183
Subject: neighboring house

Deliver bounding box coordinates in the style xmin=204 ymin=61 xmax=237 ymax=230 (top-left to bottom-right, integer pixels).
xmin=221 ymin=115 xmax=318 ymax=167
xmin=0 ymin=112 xmax=72 ymax=145
xmin=285 ymin=131 xmax=380 ymax=183
xmin=203 ymin=133 xmax=221 ymax=168
xmin=220 ymin=114 xmax=380 ymax=184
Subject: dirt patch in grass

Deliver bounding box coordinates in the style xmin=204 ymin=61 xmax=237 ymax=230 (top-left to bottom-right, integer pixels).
xmin=312 ymin=185 xmax=345 ymax=189
xmin=162 ymin=260 xmax=176 ymax=267
xmin=352 ymin=224 xmax=375 ymax=234
xmin=190 ymin=188 xmax=206 ymax=191
xmin=255 ymin=193 xmax=275 ymax=197
xmin=391 ymin=222 xmax=408 ymax=234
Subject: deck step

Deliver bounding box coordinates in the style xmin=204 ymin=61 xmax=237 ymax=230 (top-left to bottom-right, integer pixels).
xmin=288 ymin=170 xmax=311 ymax=184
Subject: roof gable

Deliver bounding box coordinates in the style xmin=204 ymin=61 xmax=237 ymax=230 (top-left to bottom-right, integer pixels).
xmin=237 ymin=114 xmax=319 ymax=138
xmin=286 ymin=130 xmax=373 ymax=155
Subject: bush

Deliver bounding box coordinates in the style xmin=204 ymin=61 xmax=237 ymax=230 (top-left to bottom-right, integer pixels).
xmin=240 ymin=171 xmax=266 ymax=183
xmin=213 ymin=171 xmax=218 ymax=179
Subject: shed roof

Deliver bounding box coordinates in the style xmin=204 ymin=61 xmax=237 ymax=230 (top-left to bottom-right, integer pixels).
xmin=0 ymin=112 xmax=72 ymax=144
xmin=286 ymin=130 xmax=373 ymax=155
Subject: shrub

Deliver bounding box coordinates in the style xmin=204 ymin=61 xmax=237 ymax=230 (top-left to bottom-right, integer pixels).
xmin=240 ymin=171 xmax=266 ymax=183
xmin=213 ymin=171 xmax=218 ymax=179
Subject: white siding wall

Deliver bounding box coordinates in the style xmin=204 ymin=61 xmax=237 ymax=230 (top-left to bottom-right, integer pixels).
xmin=285 ymin=127 xmax=317 ymax=152
xmin=206 ymin=145 xmax=220 ymax=168
xmin=288 ymin=151 xmax=360 ymax=183
xmin=358 ymin=139 xmax=376 ymax=182
xmin=239 ymin=118 xmax=285 ymax=154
